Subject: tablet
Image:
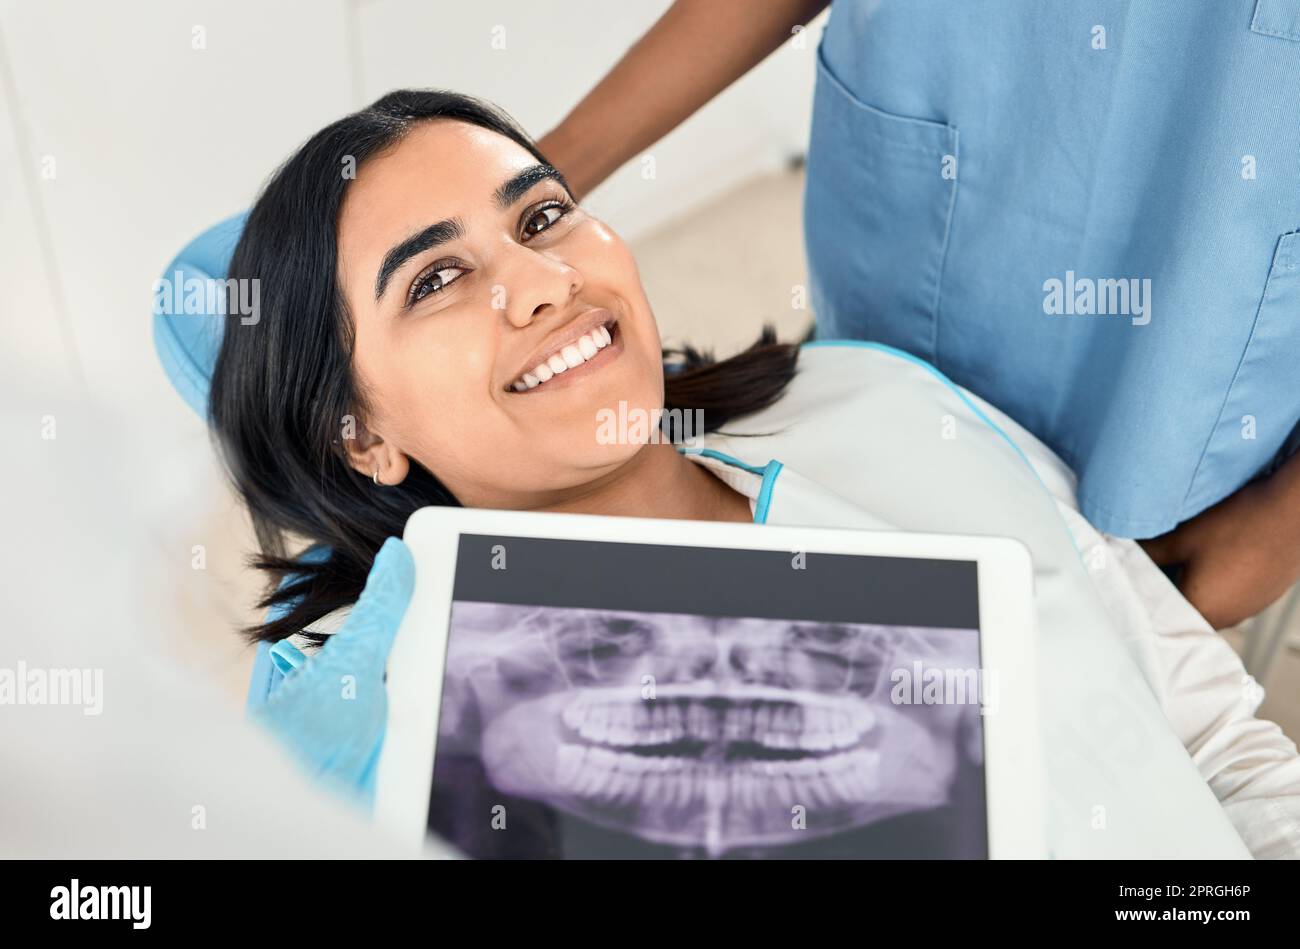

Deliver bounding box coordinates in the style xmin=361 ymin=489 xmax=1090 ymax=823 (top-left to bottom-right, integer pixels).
xmin=376 ymin=506 xmax=1045 ymax=859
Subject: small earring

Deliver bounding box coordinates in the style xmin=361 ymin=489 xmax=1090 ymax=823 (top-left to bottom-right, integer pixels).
xmin=373 ymin=468 xmax=382 ymax=486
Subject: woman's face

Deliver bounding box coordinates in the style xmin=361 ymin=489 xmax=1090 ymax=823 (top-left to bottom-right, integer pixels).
xmin=335 ymin=119 xmax=664 ymax=508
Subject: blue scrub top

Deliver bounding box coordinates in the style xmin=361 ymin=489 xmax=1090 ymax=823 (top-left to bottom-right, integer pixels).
xmin=804 ymin=0 xmax=1300 ymax=538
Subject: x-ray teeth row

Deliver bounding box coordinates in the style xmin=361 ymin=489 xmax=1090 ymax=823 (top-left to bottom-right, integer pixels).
xmin=560 ymin=691 xmax=873 ymax=750
xmin=435 ymin=602 xmax=982 ymax=858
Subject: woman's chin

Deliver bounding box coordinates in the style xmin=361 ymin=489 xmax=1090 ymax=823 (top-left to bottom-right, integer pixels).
xmin=572 ymin=434 xmax=657 ymax=475
xmin=510 ymin=375 xmax=667 ymax=455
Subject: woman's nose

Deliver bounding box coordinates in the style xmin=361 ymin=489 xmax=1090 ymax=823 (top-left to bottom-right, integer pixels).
xmin=499 ymin=247 xmax=584 ymax=329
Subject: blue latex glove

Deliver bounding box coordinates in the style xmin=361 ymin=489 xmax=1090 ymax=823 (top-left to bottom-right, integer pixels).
xmin=250 ymin=537 xmax=415 ymax=807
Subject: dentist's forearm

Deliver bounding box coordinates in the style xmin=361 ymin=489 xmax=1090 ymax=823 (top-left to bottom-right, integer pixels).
xmin=1270 ymin=449 xmax=1300 ymax=553
xmin=1247 ymin=448 xmax=1300 ymax=574
xmin=1143 ymin=445 xmax=1300 ymax=629
xmin=537 ymin=0 xmax=830 ymax=199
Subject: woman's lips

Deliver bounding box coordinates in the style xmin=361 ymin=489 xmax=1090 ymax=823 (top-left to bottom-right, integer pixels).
xmin=506 ymin=320 xmax=623 ymax=395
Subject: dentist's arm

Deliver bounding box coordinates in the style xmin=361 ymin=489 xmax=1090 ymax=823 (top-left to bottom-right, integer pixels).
xmin=1142 ymin=450 xmax=1300 ymax=630
xmin=537 ymin=0 xmax=830 ymax=199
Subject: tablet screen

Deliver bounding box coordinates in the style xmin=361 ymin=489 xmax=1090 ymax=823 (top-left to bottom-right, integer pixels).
xmin=426 ymin=533 xmax=988 ymax=859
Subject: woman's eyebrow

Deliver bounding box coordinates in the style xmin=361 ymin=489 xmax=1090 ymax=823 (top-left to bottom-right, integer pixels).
xmin=493 ymin=162 xmax=568 ymax=209
xmin=373 ymin=163 xmax=570 ymax=303
xmin=375 ymin=217 xmax=465 ymax=302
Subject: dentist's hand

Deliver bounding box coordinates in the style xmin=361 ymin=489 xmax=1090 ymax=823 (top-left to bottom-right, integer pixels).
xmin=250 ymin=537 xmax=415 ymax=805
xmin=1141 ymin=461 xmax=1300 ymax=630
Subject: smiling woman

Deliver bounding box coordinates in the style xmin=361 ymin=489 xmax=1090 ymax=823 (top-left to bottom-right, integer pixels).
xmin=209 ymin=90 xmax=798 ymax=644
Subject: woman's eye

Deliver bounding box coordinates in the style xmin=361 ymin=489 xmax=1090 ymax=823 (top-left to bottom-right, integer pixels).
xmin=408 ymin=264 xmax=466 ymax=305
xmin=521 ymin=202 xmax=571 ymax=241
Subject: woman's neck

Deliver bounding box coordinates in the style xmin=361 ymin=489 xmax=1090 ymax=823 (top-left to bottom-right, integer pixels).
xmin=534 ymin=441 xmax=754 ymax=523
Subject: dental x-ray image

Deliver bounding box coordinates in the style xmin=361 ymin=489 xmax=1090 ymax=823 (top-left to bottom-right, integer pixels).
xmin=426 ymin=603 xmax=987 ymax=858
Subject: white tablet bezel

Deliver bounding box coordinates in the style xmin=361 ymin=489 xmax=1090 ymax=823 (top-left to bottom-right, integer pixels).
xmin=376 ymin=506 xmax=1045 ymax=859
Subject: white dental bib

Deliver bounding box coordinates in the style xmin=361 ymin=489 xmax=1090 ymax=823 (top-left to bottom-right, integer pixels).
xmin=680 ymin=341 xmax=1249 ymax=858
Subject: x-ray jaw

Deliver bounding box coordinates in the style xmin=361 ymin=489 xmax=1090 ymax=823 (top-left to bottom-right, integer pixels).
xmin=441 ymin=603 xmax=982 ymax=856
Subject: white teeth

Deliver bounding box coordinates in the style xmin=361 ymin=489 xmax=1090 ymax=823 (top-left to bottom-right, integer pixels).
xmin=511 ymin=324 xmax=615 ymax=391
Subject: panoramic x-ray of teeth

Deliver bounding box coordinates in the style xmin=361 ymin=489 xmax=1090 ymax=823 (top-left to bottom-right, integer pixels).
xmin=428 ymin=602 xmax=986 ymax=858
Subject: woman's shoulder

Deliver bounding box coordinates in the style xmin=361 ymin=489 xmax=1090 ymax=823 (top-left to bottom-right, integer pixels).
xmin=796 ymin=340 xmax=963 ymax=398
xmin=724 ymin=339 xmax=1082 ymax=508
xmin=724 ymin=339 xmax=975 ymax=433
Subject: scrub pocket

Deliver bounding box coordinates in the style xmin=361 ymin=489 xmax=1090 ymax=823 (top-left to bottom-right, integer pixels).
xmin=1184 ymin=229 xmax=1300 ymax=514
xmin=803 ymin=39 xmax=958 ymax=361
xmin=1252 ymin=0 xmax=1300 ymax=41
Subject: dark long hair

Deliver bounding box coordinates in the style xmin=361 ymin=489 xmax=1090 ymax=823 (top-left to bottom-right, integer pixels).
xmin=210 ymin=90 xmax=799 ymax=644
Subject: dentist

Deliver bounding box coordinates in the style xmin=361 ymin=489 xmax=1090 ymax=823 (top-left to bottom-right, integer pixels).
xmin=536 ymin=0 xmax=1300 ymax=630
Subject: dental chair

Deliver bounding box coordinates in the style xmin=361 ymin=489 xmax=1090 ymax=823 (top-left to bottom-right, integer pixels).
xmin=153 ymin=211 xmax=289 ymax=711
xmin=155 ymin=216 xmax=1300 ymax=711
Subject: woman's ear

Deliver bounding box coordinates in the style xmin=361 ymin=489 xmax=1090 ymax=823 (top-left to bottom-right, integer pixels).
xmin=344 ymin=418 xmax=411 ymax=487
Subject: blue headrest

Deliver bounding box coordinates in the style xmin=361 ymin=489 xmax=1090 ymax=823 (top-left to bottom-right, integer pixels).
xmin=152 ymin=211 xmax=248 ymax=418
